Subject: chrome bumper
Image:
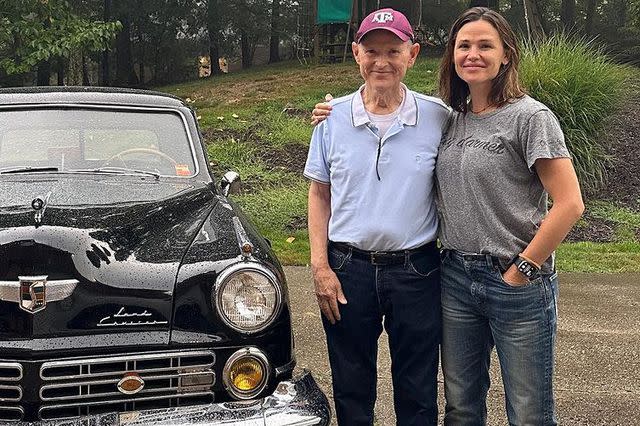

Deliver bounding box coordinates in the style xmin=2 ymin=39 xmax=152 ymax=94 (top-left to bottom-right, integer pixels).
xmin=24 ymin=370 xmax=330 ymax=426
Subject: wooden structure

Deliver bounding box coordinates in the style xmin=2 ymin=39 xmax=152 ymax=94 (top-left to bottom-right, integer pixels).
xmin=315 ymin=0 xmax=424 ymax=62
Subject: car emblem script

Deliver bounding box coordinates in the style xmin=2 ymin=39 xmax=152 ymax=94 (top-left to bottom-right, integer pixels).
xmin=19 ymin=275 xmax=47 ymax=313
xmin=117 ymin=372 xmax=145 ymax=395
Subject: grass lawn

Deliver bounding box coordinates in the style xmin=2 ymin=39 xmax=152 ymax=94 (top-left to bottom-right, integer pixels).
xmin=159 ymin=58 xmax=640 ymax=272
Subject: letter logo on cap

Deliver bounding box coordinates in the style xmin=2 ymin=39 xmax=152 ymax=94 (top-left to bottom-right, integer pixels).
xmin=372 ymin=12 xmax=394 ymax=23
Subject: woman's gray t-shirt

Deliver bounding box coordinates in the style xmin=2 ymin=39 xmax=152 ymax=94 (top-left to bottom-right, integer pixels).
xmin=435 ymin=95 xmax=571 ymax=272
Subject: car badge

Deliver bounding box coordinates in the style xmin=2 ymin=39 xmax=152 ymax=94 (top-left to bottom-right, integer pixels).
xmin=117 ymin=372 xmax=145 ymax=395
xmin=19 ymin=275 xmax=47 ymax=313
xmin=97 ymin=306 xmax=169 ymax=327
xmin=0 ymin=277 xmax=78 ymax=313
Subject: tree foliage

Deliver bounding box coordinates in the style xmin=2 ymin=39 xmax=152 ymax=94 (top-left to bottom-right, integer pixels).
xmin=0 ymin=0 xmax=120 ymax=75
xmin=1 ymin=0 xmax=639 ymax=86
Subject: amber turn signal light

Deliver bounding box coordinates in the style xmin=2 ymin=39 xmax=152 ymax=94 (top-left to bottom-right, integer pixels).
xmin=223 ymin=347 xmax=270 ymax=399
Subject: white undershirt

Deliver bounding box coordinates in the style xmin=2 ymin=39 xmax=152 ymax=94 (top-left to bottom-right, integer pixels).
xmin=366 ymin=94 xmax=405 ymax=138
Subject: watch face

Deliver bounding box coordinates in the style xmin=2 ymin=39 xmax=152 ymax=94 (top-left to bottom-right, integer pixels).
xmin=514 ymin=257 xmax=537 ymax=278
xmin=518 ymin=263 xmax=534 ymax=277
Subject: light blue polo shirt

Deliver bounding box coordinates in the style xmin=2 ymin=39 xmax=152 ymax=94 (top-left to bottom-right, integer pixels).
xmin=304 ymin=85 xmax=450 ymax=251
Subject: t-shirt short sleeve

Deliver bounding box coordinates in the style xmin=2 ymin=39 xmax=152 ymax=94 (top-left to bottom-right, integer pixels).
xmin=522 ymin=109 xmax=571 ymax=170
xmin=304 ymin=121 xmax=331 ymax=183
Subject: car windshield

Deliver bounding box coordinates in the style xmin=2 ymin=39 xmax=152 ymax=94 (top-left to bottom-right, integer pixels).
xmin=0 ymin=108 xmax=197 ymax=177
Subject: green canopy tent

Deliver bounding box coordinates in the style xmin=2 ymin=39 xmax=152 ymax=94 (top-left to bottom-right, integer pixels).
xmin=316 ymin=0 xmax=354 ymax=62
xmin=317 ymin=0 xmax=353 ymax=24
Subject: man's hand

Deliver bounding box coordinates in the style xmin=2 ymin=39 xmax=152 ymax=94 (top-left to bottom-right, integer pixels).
xmin=311 ymin=94 xmax=334 ymax=125
xmin=312 ymin=264 xmax=347 ymax=324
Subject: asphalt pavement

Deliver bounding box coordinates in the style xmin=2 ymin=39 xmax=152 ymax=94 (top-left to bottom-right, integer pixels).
xmin=286 ymin=267 xmax=640 ymax=425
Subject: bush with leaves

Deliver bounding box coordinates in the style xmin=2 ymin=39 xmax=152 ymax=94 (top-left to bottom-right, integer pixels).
xmin=520 ymin=34 xmax=632 ymax=193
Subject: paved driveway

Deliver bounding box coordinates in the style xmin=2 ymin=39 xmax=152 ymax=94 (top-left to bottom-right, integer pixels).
xmin=286 ymin=267 xmax=640 ymax=425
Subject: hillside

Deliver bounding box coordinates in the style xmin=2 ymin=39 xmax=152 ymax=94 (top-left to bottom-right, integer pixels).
xmin=161 ymin=59 xmax=640 ymax=271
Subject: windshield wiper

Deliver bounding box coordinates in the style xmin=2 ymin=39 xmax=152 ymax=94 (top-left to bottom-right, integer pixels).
xmin=69 ymin=167 xmax=160 ymax=180
xmin=0 ymin=166 xmax=59 ymax=175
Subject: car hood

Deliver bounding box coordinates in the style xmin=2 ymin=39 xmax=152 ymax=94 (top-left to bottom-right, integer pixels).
xmin=0 ymin=176 xmax=217 ymax=353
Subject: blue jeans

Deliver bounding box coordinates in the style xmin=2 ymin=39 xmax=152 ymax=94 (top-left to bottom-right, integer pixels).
xmin=441 ymin=250 xmax=558 ymax=426
xmin=323 ymin=242 xmax=441 ymax=426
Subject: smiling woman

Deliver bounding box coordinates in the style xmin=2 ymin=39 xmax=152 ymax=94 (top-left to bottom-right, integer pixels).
xmin=436 ymin=8 xmax=584 ymax=426
xmin=453 ymin=20 xmax=510 ymax=110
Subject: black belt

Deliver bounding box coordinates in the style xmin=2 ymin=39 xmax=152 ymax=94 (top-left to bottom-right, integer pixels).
xmin=330 ymin=241 xmax=437 ymax=265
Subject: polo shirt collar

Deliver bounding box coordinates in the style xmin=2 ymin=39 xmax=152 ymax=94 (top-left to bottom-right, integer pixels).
xmin=351 ymin=83 xmax=418 ymax=127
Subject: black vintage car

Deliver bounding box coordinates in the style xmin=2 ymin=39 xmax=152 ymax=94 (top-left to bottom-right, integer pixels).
xmin=0 ymin=87 xmax=330 ymax=425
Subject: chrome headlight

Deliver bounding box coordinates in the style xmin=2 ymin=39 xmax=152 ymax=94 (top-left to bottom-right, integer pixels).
xmin=214 ymin=263 xmax=282 ymax=333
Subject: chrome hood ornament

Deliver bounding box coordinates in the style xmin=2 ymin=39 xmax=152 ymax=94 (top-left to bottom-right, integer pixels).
xmin=32 ymin=191 xmax=52 ymax=225
xmin=20 ymin=276 xmax=47 ymax=313
xmin=0 ymin=276 xmax=78 ymax=313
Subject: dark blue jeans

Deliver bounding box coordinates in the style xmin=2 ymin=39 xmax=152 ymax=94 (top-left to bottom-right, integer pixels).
xmin=323 ymin=242 xmax=441 ymax=426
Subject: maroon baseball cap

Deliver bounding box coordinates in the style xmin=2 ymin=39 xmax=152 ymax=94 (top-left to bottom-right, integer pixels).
xmin=355 ymin=8 xmax=414 ymax=43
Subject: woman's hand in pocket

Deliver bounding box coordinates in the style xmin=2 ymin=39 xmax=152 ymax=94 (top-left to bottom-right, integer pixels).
xmin=502 ymin=264 xmax=529 ymax=286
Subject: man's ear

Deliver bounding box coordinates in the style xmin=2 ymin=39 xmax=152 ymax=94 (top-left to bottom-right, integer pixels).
xmin=352 ymin=42 xmax=360 ymax=64
xmin=408 ymin=42 xmax=420 ymax=66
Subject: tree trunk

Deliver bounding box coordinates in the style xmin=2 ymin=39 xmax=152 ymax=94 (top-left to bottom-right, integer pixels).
xmin=138 ymin=61 xmax=144 ymax=85
xmin=209 ymin=44 xmax=222 ymax=76
xmin=560 ymin=0 xmax=576 ymax=32
xmin=101 ymin=51 xmax=110 ymax=86
xmin=313 ymin=0 xmax=320 ymax=59
xmin=37 ymin=61 xmax=51 ymax=86
xmin=241 ymin=29 xmax=252 ymax=69
xmin=207 ymin=0 xmax=224 ymax=75
xmin=415 ymin=0 xmax=423 ymax=27
xmin=614 ymin=0 xmax=627 ymax=28
xmin=37 ymin=16 xmax=51 ymax=86
xmin=57 ymin=57 xmax=65 ymax=86
xmin=101 ymin=0 xmax=112 ymax=86
xmin=584 ymin=0 xmax=598 ymax=35
xmin=82 ymin=54 xmax=91 ymax=86
xmin=469 ymin=0 xmax=498 ymax=9
xmin=137 ymin=23 xmax=145 ymax=84
xmin=523 ymin=0 xmax=545 ymax=40
xmin=269 ymin=0 xmax=281 ymax=63
xmin=114 ymin=3 xmax=138 ymax=86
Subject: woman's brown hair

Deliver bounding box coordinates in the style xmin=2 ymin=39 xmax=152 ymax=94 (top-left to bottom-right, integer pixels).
xmin=438 ymin=7 xmax=525 ymax=113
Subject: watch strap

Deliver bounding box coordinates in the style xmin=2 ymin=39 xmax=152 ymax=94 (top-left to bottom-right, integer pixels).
xmin=517 ymin=253 xmax=541 ymax=270
xmin=511 ymin=255 xmax=540 ymax=278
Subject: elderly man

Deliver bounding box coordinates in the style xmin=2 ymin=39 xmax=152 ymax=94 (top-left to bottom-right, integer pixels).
xmin=304 ymin=8 xmax=449 ymax=426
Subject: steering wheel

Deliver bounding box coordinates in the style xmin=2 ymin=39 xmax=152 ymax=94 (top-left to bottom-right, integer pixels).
xmin=102 ymin=148 xmax=177 ymax=169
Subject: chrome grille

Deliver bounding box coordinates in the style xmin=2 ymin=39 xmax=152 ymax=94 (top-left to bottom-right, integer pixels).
xmin=0 ymin=362 xmax=23 ymax=421
xmin=39 ymin=351 xmax=215 ymax=420
xmin=0 ymin=362 xmax=23 ymax=381
xmin=0 ymin=406 xmax=23 ymax=421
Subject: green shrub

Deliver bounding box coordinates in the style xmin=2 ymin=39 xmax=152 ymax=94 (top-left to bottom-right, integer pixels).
xmin=520 ymin=34 xmax=631 ymax=193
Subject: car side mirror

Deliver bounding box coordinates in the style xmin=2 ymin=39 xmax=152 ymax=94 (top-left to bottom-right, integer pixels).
xmin=221 ymin=171 xmax=241 ymax=196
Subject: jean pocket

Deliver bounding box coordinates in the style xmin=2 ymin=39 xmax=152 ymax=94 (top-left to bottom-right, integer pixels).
xmin=493 ymin=268 xmax=543 ymax=289
xmin=328 ymin=248 xmax=349 ymax=271
xmin=407 ymin=252 xmax=440 ymax=278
